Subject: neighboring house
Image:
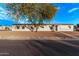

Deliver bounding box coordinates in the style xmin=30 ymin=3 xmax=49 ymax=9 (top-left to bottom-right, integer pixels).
xmin=0 ymin=26 xmax=11 ymax=31
xmin=11 ymin=24 xmax=74 ymax=31
xmin=0 ymin=26 xmax=5 ymax=31
xmin=75 ymin=24 xmax=79 ymax=31
xmin=55 ymin=24 xmax=74 ymax=31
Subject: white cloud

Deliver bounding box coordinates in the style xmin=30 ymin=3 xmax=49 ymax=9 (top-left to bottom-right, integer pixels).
xmin=68 ymin=8 xmax=79 ymax=13
xmin=0 ymin=14 xmax=7 ymax=19
xmin=18 ymin=19 xmax=29 ymax=24
xmin=57 ymin=7 xmax=61 ymax=10
xmin=0 ymin=12 xmax=7 ymax=15
xmin=18 ymin=20 xmax=25 ymax=24
xmin=0 ymin=7 xmax=5 ymax=11
xmin=0 ymin=12 xmax=10 ymax=20
xmin=0 ymin=7 xmax=9 ymax=20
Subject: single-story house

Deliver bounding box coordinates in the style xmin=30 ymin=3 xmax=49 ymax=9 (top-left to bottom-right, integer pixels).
xmin=11 ymin=24 xmax=52 ymax=31
xmin=0 ymin=26 xmax=11 ymax=31
xmin=55 ymin=24 xmax=74 ymax=31
xmin=11 ymin=24 xmax=74 ymax=31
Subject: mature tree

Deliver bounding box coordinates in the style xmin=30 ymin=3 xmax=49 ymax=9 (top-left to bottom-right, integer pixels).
xmin=6 ymin=3 xmax=57 ymax=32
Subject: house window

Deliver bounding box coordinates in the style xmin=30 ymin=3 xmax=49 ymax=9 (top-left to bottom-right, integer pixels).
xmin=68 ymin=25 xmax=71 ymax=29
xmin=49 ymin=25 xmax=53 ymax=30
xmin=16 ymin=26 xmax=20 ymax=29
xmin=22 ymin=26 xmax=25 ymax=29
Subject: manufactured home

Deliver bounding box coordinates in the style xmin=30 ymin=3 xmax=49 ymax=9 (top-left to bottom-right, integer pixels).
xmin=0 ymin=26 xmax=11 ymax=31
xmin=11 ymin=24 xmax=74 ymax=31
xmin=11 ymin=24 xmax=52 ymax=31
xmin=55 ymin=24 xmax=74 ymax=31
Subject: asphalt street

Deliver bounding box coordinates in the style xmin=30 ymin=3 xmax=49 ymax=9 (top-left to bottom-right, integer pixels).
xmin=0 ymin=40 xmax=78 ymax=56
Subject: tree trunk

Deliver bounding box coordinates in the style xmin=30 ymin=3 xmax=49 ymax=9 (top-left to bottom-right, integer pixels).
xmin=35 ymin=27 xmax=38 ymax=32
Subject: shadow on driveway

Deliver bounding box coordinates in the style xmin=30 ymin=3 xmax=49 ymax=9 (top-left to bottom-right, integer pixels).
xmin=0 ymin=40 xmax=78 ymax=56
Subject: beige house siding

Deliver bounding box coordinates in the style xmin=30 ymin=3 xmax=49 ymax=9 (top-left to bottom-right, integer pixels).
xmin=37 ymin=25 xmax=52 ymax=31
xmin=11 ymin=25 xmax=30 ymax=31
xmin=0 ymin=26 xmax=5 ymax=30
xmin=11 ymin=24 xmax=52 ymax=31
xmin=57 ymin=25 xmax=74 ymax=31
xmin=11 ymin=24 xmax=74 ymax=31
xmin=0 ymin=26 xmax=11 ymax=31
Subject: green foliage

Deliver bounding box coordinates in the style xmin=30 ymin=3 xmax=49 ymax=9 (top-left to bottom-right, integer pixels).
xmin=6 ymin=3 xmax=57 ymax=24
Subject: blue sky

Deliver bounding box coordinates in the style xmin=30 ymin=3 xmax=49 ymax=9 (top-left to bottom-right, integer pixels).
xmin=52 ymin=3 xmax=79 ymax=24
xmin=0 ymin=3 xmax=79 ymax=25
xmin=0 ymin=3 xmax=14 ymax=26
